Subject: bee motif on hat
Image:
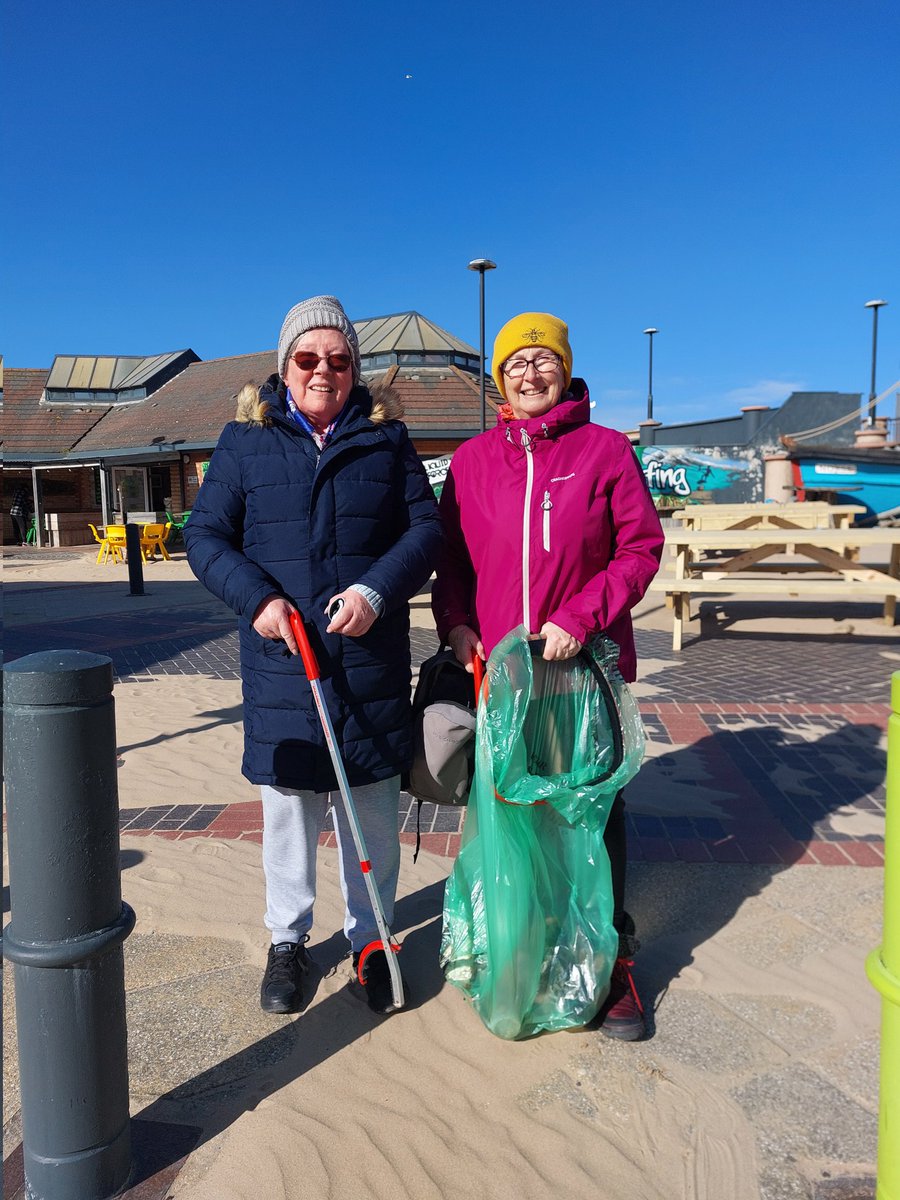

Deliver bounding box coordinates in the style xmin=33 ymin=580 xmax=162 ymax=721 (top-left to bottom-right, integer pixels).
xmin=522 ymin=327 xmax=545 ymax=343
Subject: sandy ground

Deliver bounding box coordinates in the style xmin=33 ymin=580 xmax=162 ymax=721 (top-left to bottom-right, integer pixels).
xmin=116 ymin=835 xmax=768 ymax=1200
xmin=2 ymin=545 xmax=887 ymax=1198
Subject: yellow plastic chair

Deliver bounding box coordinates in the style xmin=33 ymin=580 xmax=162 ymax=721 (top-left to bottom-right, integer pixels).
xmin=139 ymin=522 xmax=171 ymax=561
xmin=89 ymin=523 xmax=122 ymax=565
xmin=105 ymin=524 xmax=127 ymax=562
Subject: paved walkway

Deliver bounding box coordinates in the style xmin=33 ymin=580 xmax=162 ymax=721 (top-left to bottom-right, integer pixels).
xmin=3 ymin=546 xmax=892 ymax=866
xmin=3 ymin=544 xmax=894 ymax=1200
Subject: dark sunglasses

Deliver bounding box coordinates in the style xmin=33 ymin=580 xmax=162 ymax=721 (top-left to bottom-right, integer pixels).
xmin=291 ymin=352 xmax=352 ymax=373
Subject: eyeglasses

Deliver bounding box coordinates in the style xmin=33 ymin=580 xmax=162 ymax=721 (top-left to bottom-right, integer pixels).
xmin=290 ymin=352 xmax=352 ymax=373
xmin=502 ymin=353 xmax=561 ymax=378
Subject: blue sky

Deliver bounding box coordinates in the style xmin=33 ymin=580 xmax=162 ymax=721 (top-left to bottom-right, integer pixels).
xmin=3 ymin=0 xmax=898 ymax=431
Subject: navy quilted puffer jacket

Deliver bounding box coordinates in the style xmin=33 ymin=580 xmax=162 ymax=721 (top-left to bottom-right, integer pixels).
xmin=185 ymin=377 xmax=442 ymax=791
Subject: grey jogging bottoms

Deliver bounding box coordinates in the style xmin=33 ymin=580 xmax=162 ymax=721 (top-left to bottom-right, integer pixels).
xmin=260 ymin=775 xmax=401 ymax=952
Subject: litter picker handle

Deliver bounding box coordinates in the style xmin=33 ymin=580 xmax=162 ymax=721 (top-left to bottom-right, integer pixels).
xmin=288 ymin=610 xmax=320 ymax=682
xmin=287 ymin=606 xmax=405 ymax=1010
xmin=472 ymin=651 xmax=485 ymax=703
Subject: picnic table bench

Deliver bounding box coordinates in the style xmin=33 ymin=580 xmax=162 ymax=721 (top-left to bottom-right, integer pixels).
xmin=667 ymin=501 xmax=865 ymax=532
xmin=649 ymin=526 xmax=900 ymax=650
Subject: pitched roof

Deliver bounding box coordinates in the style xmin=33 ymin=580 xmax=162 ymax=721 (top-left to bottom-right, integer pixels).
xmin=757 ymin=391 xmax=861 ymax=447
xmin=3 ymin=368 xmax=112 ymax=457
xmin=72 ymin=352 xmax=497 ymax=454
xmin=44 ymin=350 xmax=200 ymax=403
xmin=355 ymin=312 xmax=476 ymax=356
xmin=73 ymin=351 xmax=277 ymax=453
xmin=4 ymin=313 xmax=495 ymax=459
xmin=652 ymin=391 xmax=863 ymax=449
xmin=375 ymin=365 xmax=501 ymax=436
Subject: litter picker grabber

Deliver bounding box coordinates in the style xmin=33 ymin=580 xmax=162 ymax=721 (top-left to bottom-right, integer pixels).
xmin=288 ymin=610 xmax=405 ymax=1011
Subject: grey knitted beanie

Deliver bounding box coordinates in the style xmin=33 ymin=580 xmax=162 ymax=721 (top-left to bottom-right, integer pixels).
xmin=277 ymin=295 xmax=361 ymax=382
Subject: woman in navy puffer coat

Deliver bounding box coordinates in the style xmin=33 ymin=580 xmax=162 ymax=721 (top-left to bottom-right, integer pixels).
xmin=185 ymin=296 xmax=442 ymax=1017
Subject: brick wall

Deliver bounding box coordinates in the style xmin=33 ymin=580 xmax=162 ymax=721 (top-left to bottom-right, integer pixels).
xmin=182 ymin=456 xmax=210 ymax=509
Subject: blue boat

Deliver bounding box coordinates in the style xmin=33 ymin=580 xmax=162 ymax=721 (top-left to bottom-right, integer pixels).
xmin=790 ymin=445 xmax=900 ymax=522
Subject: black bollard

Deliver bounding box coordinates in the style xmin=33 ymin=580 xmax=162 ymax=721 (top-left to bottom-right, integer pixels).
xmin=2 ymin=650 xmax=135 ymax=1200
xmin=125 ymin=522 xmax=144 ymax=596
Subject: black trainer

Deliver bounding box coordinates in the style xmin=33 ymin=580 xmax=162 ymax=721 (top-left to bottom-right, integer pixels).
xmin=260 ymin=939 xmax=310 ymax=1013
xmin=352 ymin=948 xmax=405 ymax=1015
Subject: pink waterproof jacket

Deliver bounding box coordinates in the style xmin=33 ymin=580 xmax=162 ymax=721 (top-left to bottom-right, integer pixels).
xmin=432 ymin=382 xmax=664 ymax=681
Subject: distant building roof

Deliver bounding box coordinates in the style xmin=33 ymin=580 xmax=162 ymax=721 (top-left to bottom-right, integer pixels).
xmin=43 ymin=350 xmax=199 ymax=405
xmin=368 ymin=363 xmax=502 ymax=439
xmin=4 ymin=311 xmax=498 ymax=462
xmin=4 ymin=368 xmax=111 ymax=459
xmin=355 ymin=312 xmax=476 ymax=357
xmin=70 ymin=350 xmax=501 ymax=456
xmin=73 ymin=351 xmax=277 ymax=456
xmin=69 ymin=311 xmax=495 ymax=456
xmin=760 ymin=391 xmax=862 ymax=447
xmin=353 ymin=311 xmax=497 ymax=437
xmin=646 ymin=391 xmax=862 ymax=449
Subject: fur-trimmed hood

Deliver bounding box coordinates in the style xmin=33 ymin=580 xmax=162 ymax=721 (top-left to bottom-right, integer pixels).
xmin=235 ymin=373 xmax=403 ymax=427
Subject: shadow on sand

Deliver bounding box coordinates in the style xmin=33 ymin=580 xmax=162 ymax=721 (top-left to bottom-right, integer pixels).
xmin=627 ymin=717 xmax=885 ymax=1035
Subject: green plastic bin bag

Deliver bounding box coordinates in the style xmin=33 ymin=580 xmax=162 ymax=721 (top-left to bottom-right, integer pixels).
xmin=441 ymin=626 xmax=646 ymax=1040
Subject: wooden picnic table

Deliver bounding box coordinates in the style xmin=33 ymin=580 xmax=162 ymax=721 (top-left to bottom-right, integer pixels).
xmin=649 ymin=525 xmax=900 ymax=650
xmin=667 ymin=501 xmax=866 ymax=532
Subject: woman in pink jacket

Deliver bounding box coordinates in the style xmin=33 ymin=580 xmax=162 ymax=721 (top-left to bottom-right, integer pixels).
xmin=432 ymin=311 xmax=664 ymax=1039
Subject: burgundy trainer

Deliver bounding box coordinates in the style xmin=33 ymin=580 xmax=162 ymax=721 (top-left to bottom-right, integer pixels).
xmin=597 ymin=957 xmax=645 ymax=1041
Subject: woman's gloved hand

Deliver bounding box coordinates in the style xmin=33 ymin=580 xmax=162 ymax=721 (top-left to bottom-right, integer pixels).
xmin=448 ymin=624 xmax=485 ymax=674
xmin=538 ymin=621 xmax=582 ymax=661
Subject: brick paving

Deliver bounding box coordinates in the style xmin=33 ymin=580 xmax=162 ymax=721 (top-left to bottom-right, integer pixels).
xmin=5 ymin=592 xmax=891 ymax=865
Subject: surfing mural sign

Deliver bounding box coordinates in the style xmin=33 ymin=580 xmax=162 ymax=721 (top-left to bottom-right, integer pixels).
xmin=635 ymin=446 xmax=754 ymax=499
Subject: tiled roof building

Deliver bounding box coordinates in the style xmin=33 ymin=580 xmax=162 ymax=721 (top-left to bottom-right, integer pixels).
xmin=355 ymin=312 xmax=502 ymax=448
xmin=72 ymin=352 xmax=278 ymax=457
xmin=3 ymin=367 xmax=106 ymax=457
xmin=3 ymin=313 xmax=498 ymax=545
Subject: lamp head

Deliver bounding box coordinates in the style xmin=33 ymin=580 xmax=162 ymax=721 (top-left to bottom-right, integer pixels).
xmin=864 ymin=299 xmax=888 ymax=309
xmin=468 ymin=258 xmax=497 ymax=272
xmin=643 ymin=327 xmax=658 ymax=335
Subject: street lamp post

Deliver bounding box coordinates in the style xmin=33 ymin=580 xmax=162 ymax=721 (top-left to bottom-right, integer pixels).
xmin=468 ymin=258 xmax=497 ymax=432
xmin=864 ymin=299 xmax=888 ymax=425
xmin=643 ymin=328 xmax=658 ymax=422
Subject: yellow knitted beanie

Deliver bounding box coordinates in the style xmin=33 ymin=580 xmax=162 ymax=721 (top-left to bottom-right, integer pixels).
xmin=491 ymin=312 xmax=573 ymax=400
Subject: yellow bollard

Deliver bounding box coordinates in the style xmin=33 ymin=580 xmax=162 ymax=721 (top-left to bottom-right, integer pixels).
xmin=867 ymin=671 xmax=900 ymax=1198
